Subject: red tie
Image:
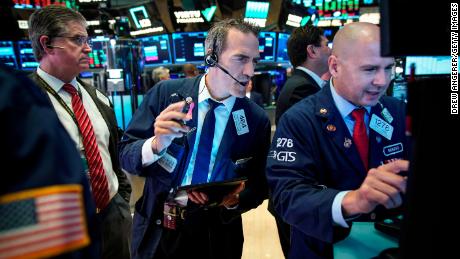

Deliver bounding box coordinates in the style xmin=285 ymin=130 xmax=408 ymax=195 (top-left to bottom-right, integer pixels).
xmin=63 ymin=84 xmax=110 ymax=210
xmin=351 ymin=108 xmax=369 ymax=171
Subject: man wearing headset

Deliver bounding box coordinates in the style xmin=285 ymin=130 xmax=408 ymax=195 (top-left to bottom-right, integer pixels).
xmin=119 ymin=19 xmax=271 ymax=259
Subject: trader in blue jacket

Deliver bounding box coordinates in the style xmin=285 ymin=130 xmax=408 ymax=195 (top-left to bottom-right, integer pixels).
xmin=119 ymin=19 xmax=271 ymax=259
xmin=266 ymin=22 xmax=409 ymax=258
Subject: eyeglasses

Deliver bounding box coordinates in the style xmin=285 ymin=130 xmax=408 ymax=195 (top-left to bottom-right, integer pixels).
xmin=54 ymin=35 xmax=92 ymax=47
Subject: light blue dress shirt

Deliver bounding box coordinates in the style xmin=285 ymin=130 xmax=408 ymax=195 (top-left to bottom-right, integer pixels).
xmin=329 ymin=79 xmax=370 ymax=227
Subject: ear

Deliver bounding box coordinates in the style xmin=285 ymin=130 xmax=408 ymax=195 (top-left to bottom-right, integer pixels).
xmin=306 ymin=45 xmax=316 ymax=58
xmin=328 ymin=55 xmax=339 ymax=77
xmin=39 ymin=35 xmax=51 ymax=51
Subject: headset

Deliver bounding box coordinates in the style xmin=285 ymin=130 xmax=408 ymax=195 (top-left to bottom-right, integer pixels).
xmin=204 ymin=37 xmax=246 ymax=86
xmin=47 ymin=45 xmax=65 ymax=49
xmin=46 ymin=39 xmax=65 ymax=49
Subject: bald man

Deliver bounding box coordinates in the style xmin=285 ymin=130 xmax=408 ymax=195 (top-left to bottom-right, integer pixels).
xmin=266 ymin=22 xmax=409 ymax=258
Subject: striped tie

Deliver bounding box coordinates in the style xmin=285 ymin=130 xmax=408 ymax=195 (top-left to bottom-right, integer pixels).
xmin=63 ymin=84 xmax=110 ymax=210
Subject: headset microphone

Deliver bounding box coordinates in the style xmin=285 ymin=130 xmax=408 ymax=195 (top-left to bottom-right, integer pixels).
xmin=47 ymin=45 xmax=65 ymax=49
xmin=214 ymin=63 xmax=247 ymax=87
xmin=204 ymin=47 xmax=247 ymax=87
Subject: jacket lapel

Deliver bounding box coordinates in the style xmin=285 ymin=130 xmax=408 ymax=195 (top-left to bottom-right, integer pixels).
xmin=368 ymin=103 xmax=390 ymax=168
xmin=176 ymin=76 xmax=201 ymax=149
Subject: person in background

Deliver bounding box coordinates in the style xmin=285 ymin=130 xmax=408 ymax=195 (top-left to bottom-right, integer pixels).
xmin=269 ymin=25 xmax=332 ymax=257
xmin=27 ymin=6 xmax=132 ymax=259
xmin=183 ymin=63 xmax=200 ymax=78
xmin=152 ymin=66 xmax=171 ymax=85
xmin=0 ymin=64 xmax=98 ymax=258
xmin=119 ymin=19 xmax=271 ymax=259
xmin=276 ymin=25 xmax=331 ymax=124
xmin=267 ymin=22 xmax=409 ymax=258
xmin=246 ymin=78 xmax=264 ymax=108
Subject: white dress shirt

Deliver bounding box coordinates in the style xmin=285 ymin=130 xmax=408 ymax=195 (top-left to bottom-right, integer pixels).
xmin=37 ymin=67 xmax=119 ymax=200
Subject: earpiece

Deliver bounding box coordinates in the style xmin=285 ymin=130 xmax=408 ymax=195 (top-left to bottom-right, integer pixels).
xmin=204 ymin=53 xmax=218 ymax=67
xmin=45 ymin=39 xmax=64 ymax=49
xmin=46 ymin=45 xmax=65 ymax=49
xmin=204 ymin=36 xmax=218 ymax=67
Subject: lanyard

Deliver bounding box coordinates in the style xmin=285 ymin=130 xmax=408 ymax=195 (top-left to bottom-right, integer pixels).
xmin=36 ymin=76 xmax=83 ymax=134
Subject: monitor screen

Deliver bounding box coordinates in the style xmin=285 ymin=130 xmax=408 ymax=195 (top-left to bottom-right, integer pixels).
xmin=404 ymin=56 xmax=450 ymax=76
xmin=172 ymin=32 xmax=207 ymax=64
xmin=259 ymin=32 xmax=276 ymax=62
xmin=89 ymin=37 xmax=108 ymax=69
xmin=138 ymin=34 xmax=172 ymax=66
xmin=0 ymin=41 xmax=18 ymax=69
xmin=245 ymin=1 xmax=270 ymax=19
xmin=276 ymin=32 xmax=290 ymax=63
xmin=17 ymin=40 xmax=38 ymax=70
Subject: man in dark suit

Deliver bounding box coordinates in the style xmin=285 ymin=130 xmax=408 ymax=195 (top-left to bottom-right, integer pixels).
xmin=267 ymin=22 xmax=409 ymax=258
xmin=0 ymin=64 xmax=99 ymax=258
xmin=27 ymin=6 xmax=132 ymax=259
xmin=276 ymin=25 xmax=331 ymax=124
xmin=119 ymin=19 xmax=271 ymax=259
xmin=270 ymin=25 xmax=332 ymax=257
xmin=246 ymin=79 xmax=264 ymax=107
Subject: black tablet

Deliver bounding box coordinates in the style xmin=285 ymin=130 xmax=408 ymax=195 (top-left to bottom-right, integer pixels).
xmin=177 ymin=177 xmax=248 ymax=205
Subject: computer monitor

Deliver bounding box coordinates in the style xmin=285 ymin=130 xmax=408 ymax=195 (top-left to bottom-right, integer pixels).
xmin=404 ymin=56 xmax=450 ymax=76
xmin=276 ymin=32 xmax=290 ymax=63
xmin=172 ymin=32 xmax=207 ymax=64
xmin=138 ymin=34 xmax=172 ymax=66
xmin=17 ymin=40 xmax=38 ymax=70
xmin=0 ymin=41 xmax=18 ymax=69
xmin=89 ymin=37 xmax=108 ymax=69
xmin=259 ymin=32 xmax=276 ymax=62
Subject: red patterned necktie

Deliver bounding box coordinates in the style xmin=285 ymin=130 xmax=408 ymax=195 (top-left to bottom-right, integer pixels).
xmin=351 ymin=108 xmax=369 ymax=171
xmin=63 ymin=83 xmax=110 ymax=210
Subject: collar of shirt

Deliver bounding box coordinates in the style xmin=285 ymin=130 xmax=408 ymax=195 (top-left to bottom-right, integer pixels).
xmin=330 ymin=79 xmax=371 ymax=120
xmin=296 ymin=66 xmax=326 ymax=88
xmin=37 ymin=66 xmax=79 ymax=93
xmin=198 ymin=74 xmax=236 ymax=112
xmin=330 ymin=79 xmax=371 ymax=136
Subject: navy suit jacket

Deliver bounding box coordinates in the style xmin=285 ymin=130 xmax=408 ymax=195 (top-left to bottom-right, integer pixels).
xmin=119 ymin=75 xmax=271 ymax=258
xmin=276 ymin=68 xmax=322 ymax=124
xmin=266 ymin=83 xmax=408 ymax=258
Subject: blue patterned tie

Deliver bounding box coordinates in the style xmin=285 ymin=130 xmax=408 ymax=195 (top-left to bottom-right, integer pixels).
xmin=191 ymin=99 xmax=222 ymax=184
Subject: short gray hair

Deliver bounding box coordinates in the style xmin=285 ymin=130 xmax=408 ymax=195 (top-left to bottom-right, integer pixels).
xmin=152 ymin=66 xmax=170 ymax=83
xmin=28 ymin=5 xmax=87 ymax=61
xmin=205 ymin=19 xmax=259 ymax=59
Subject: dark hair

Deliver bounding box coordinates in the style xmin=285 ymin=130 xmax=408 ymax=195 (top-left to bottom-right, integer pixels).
xmin=287 ymin=25 xmax=324 ymax=67
xmin=28 ymin=5 xmax=87 ymax=61
xmin=205 ymin=19 xmax=260 ymax=58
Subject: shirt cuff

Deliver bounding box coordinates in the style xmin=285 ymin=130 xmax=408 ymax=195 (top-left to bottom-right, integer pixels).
xmin=332 ymin=191 xmax=351 ymax=228
xmin=141 ymin=136 xmax=165 ymax=167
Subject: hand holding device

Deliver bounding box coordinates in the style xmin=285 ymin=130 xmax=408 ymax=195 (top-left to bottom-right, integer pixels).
xmin=152 ymin=99 xmax=193 ymax=153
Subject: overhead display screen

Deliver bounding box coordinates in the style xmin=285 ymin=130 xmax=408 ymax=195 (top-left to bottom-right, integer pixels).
xmin=138 ymin=34 xmax=172 ymax=66
xmin=172 ymin=31 xmax=207 ymax=64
